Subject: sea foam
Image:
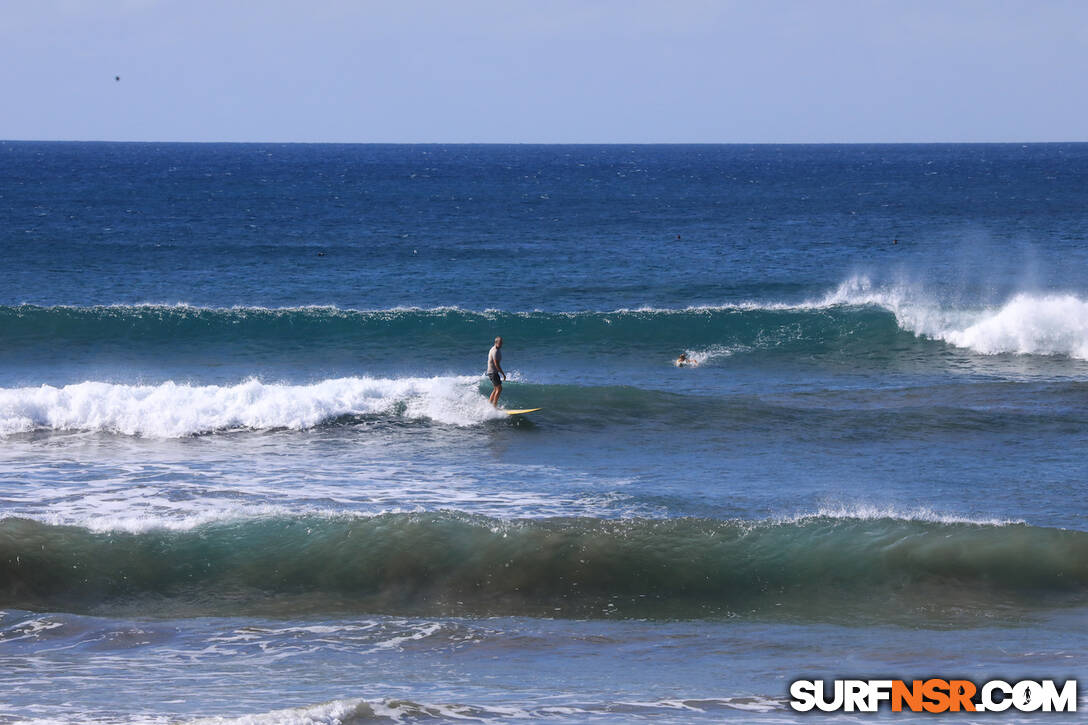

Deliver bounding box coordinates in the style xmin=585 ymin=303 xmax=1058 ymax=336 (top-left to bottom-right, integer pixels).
xmin=815 ymin=275 xmax=1088 ymax=360
xmin=0 ymin=376 xmax=503 ymax=437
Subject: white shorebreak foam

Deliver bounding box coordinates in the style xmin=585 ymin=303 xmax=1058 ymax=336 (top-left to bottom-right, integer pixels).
xmin=185 ymin=696 xmax=786 ymax=724
xmin=814 ymin=275 xmax=1088 ymax=360
xmin=186 ymin=698 xmax=535 ymax=724
xmin=0 ymin=376 xmax=504 ymax=437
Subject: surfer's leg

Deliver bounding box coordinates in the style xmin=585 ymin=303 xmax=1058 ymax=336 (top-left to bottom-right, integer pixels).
xmin=487 ymin=371 xmax=502 ymax=405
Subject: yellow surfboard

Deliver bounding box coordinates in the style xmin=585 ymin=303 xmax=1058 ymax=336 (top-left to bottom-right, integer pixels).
xmin=505 ymin=408 xmax=542 ymax=415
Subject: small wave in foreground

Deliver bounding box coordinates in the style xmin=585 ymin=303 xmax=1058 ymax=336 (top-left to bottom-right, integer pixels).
xmin=3 ymin=513 xmax=1083 ymax=621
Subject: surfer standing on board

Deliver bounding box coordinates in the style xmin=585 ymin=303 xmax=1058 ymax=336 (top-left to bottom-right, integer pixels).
xmin=487 ymin=336 xmax=506 ymax=406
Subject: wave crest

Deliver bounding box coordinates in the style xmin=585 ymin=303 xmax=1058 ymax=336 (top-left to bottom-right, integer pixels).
xmin=2 ymin=514 xmax=1084 ymax=620
xmin=3 ymin=281 xmax=1086 ymax=366
xmin=817 ymin=276 xmax=1088 ymax=359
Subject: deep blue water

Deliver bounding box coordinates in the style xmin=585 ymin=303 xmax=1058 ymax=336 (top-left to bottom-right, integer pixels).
xmin=0 ymin=142 xmax=1086 ymax=723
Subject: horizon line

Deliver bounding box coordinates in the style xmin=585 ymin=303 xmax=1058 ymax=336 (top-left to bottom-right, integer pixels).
xmin=3 ymin=138 xmax=1086 ymax=146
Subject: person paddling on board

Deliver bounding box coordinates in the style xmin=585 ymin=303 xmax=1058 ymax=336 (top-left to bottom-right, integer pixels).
xmin=487 ymin=336 xmax=506 ymax=406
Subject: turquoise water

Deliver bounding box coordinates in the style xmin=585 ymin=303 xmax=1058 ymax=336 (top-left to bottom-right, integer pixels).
xmin=0 ymin=142 xmax=1086 ymax=722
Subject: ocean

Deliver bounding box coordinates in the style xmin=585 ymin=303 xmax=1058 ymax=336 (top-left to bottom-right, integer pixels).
xmin=0 ymin=142 xmax=1085 ymax=723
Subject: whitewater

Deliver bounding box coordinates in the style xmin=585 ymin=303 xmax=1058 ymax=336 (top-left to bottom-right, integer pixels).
xmin=814 ymin=276 xmax=1088 ymax=359
xmin=0 ymin=375 xmax=502 ymax=436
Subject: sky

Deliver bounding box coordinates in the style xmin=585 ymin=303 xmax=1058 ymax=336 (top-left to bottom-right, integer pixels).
xmin=2 ymin=0 xmax=1087 ymax=143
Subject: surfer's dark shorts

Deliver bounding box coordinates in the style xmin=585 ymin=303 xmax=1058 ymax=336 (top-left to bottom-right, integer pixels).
xmin=488 ymin=372 xmax=502 ymax=387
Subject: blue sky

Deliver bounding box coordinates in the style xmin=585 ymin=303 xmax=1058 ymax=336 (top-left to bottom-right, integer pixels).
xmin=2 ymin=0 xmax=1086 ymax=143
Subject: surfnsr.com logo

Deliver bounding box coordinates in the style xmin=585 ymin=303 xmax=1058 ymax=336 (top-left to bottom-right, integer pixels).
xmin=789 ymin=679 xmax=1077 ymax=713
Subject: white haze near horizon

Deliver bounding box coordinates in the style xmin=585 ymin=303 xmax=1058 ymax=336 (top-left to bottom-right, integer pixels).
xmin=1 ymin=0 xmax=1087 ymax=144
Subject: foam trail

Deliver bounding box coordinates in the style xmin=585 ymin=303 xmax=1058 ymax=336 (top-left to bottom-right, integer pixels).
xmin=0 ymin=376 xmax=503 ymax=437
xmin=680 ymin=345 xmax=746 ymax=366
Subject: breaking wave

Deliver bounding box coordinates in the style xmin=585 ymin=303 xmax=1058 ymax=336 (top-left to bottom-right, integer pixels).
xmin=0 ymin=376 xmax=502 ymax=436
xmin=816 ymin=276 xmax=1088 ymax=360
xmin=2 ymin=513 xmax=1084 ymax=620
xmin=3 ymin=279 xmax=1086 ymax=369
xmin=2 ymin=375 xmax=1083 ymax=438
